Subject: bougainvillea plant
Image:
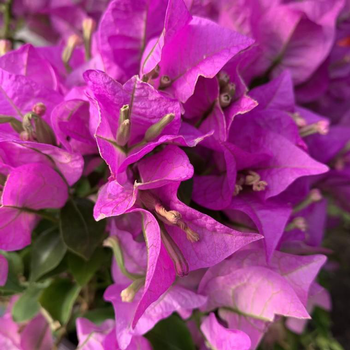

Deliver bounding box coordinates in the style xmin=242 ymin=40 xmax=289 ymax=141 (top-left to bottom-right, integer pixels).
xmin=0 ymin=0 xmax=349 ymax=349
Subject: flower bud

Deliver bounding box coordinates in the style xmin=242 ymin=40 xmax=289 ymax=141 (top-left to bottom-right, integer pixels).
xmin=116 ymin=119 xmax=130 ymax=146
xmin=22 ymin=113 xmax=36 ymax=140
xmin=142 ymin=65 xmax=160 ymax=82
xmin=32 ymin=102 xmax=46 ymax=117
xmin=62 ymin=34 xmax=82 ymax=72
xmin=119 ymin=104 xmax=130 ymax=124
xmin=33 ymin=115 xmax=56 ymax=145
xmin=222 ymin=82 xmax=236 ymax=98
xmin=144 ymin=113 xmax=175 ymax=142
xmin=0 ymin=40 xmax=11 ymax=56
xmin=217 ymin=71 xmax=230 ymax=88
xmin=120 ymin=278 xmax=145 ymax=303
xmin=160 ymin=226 xmax=189 ymax=277
xmin=82 ymin=17 xmax=96 ymax=60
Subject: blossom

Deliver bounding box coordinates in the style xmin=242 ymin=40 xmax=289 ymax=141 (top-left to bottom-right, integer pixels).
xmin=0 ymin=298 xmax=53 ymax=349
xmin=0 ymin=0 xmax=348 ymax=349
xmin=0 ymin=163 xmax=68 ymax=250
xmin=200 ymin=313 xmax=251 ymax=350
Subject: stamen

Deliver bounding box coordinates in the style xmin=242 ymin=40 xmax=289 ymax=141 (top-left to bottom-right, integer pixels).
xmin=293 ymin=189 xmax=322 ymax=214
xmin=285 ymin=217 xmax=308 ymax=232
xmin=177 ymin=220 xmax=200 ymax=242
xmin=299 ymin=120 xmax=329 ymax=137
xmin=0 ymin=39 xmax=11 ymax=56
xmin=252 ymin=180 xmax=268 ymax=192
xmin=144 ymin=113 xmax=174 ymax=142
xmin=160 ymin=225 xmax=189 ymax=277
xmin=290 ymin=112 xmax=307 ymax=127
xmin=155 ymin=203 xmax=182 ymax=225
xmin=217 ymin=71 xmax=230 ymax=88
xmin=140 ymin=191 xmax=181 ymax=225
xmin=245 ymin=171 xmax=261 ymax=186
xmin=159 ymin=75 xmax=172 ymax=89
xmin=219 ymin=92 xmax=232 ymax=108
xmin=120 ymin=278 xmax=145 ymax=303
xmin=234 ymin=183 xmax=243 ymax=196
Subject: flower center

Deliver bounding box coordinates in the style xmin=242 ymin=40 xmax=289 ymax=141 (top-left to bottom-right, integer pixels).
xmin=234 ymin=170 xmax=268 ymax=196
xmin=139 ymin=191 xmax=200 ymax=243
xmin=217 ymin=71 xmax=236 ymax=109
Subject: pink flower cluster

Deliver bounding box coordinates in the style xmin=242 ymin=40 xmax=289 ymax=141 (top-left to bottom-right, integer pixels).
xmin=0 ymin=0 xmax=349 ymax=349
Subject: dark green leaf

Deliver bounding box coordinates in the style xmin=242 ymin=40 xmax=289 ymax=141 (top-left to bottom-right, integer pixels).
xmin=0 ymin=252 xmax=24 ymax=295
xmin=68 ymin=248 xmax=105 ymax=286
xmin=39 ymin=278 xmax=81 ymax=324
xmin=39 ymin=255 xmax=68 ymax=280
xmin=60 ymin=198 xmax=107 ymax=260
xmin=67 ymin=306 xmax=115 ymax=332
xmin=12 ymin=284 xmax=43 ymax=322
xmin=145 ymin=314 xmax=195 ymax=350
xmin=30 ymin=229 xmax=67 ymax=282
xmin=177 ymin=178 xmax=193 ymax=206
xmin=75 ymin=177 xmax=91 ymax=197
xmin=83 ymin=307 xmax=115 ymax=325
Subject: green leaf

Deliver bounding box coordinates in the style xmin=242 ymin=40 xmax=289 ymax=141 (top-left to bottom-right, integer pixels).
xmin=30 ymin=229 xmax=67 ymax=282
xmin=60 ymin=198 xmax=107 ymax=260
xmin=68 ymin=248 xmax=106 ymax=286
xmin=145 ymin=314 xmax=195 ymax=350
xmin=39 ymin=278 xmax=81 ymax=324
xmin=12 ymin=284 xmax=43 ymax=322
xmin=0 ymin=251 xmax=24 ymax=295
xmin=75 ymin=177 xmax=91 ymax=197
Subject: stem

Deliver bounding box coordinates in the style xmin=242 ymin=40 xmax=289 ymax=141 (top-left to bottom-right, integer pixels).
xmin=53 ymin=327 xmax=67 ymax=350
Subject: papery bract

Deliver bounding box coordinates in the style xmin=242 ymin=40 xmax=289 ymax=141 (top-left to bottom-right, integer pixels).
xmin=200 ymin=313 xmax=251 ymax=350
xmin=0 ymin=163 xmax=68 ymax=250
